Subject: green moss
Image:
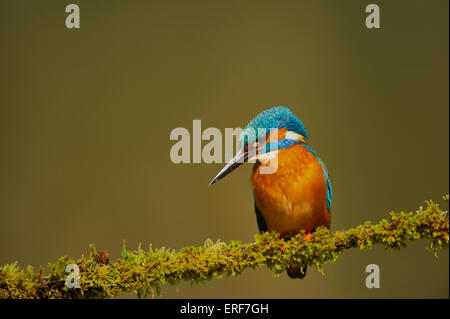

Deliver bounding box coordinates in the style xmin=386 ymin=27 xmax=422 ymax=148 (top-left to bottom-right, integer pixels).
xmin=0 ymin=196 xmax=448 ymax=299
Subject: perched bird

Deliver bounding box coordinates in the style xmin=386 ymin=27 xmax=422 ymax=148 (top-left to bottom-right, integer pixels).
xmin=210 ymin=106 xmax=332 ymax=279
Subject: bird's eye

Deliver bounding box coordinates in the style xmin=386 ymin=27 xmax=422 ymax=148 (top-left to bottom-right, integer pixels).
xmin=258 ymin=131 xmax=267 ymax=142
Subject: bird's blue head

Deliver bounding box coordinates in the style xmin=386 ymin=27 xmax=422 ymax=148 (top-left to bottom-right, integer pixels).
xmin=210 ymin=106 xmax=308 ymax=184
xmin=238 ymin=106 xmax=308 ymax=149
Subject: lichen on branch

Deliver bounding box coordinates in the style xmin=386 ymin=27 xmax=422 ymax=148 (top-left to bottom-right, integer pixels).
xmin=0 ymin=196 xmax=448 ymax=299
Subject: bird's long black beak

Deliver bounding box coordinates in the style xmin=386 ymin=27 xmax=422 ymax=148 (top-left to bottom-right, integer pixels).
xmin=209 ymin=149 xmax=251 ymax=185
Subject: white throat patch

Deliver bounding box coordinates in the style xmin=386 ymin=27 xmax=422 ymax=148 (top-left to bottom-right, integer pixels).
xmin=285 ymin=131 xmax=306 ymax=142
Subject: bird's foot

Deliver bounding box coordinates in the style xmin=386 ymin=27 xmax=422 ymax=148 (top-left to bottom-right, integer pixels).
xmin=304 ymin=233 xmax=313 ymax=242
xmin=276 ymin=237 xmax=286 ymax=252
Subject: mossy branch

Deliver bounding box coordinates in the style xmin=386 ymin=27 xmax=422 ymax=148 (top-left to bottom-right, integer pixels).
xmin=1 ymin=196 xmax=448 ymax=299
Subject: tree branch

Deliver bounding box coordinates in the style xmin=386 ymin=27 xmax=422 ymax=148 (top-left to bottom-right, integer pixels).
xmin=1 ymin=196 xmax=448 ymax=299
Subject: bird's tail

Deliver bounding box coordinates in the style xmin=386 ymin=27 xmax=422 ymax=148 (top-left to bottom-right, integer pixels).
xmin=287 ymin=265 xmax=307 ymax=279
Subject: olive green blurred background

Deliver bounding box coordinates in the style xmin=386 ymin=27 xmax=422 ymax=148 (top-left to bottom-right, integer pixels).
xmin=0 ymin=0 xmax=448 ymax=298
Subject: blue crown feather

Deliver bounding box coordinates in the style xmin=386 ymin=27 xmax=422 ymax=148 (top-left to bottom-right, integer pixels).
xmin=239 ymin=106 xmax=308 ymax=148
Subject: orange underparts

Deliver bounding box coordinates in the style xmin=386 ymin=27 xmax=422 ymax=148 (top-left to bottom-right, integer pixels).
xmin=252 ymin=144 xmax=331 ymax=235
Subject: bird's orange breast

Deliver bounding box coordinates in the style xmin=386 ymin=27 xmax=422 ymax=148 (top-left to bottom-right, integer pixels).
xmin=251 ymin=144 xmax=330 ymax=235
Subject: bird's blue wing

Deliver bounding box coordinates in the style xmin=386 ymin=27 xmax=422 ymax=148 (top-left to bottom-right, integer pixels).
xmin=301 ymin=145 xmax=332 ymax=212
xmin=254 ymin=201 xmax=268 ymax=233
xmin=317 ymin=157 xmax=332 ymax=212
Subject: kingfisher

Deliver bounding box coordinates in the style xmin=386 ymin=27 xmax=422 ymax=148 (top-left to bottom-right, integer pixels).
xmin=210 ymin=106 xmax=332 ymax=279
